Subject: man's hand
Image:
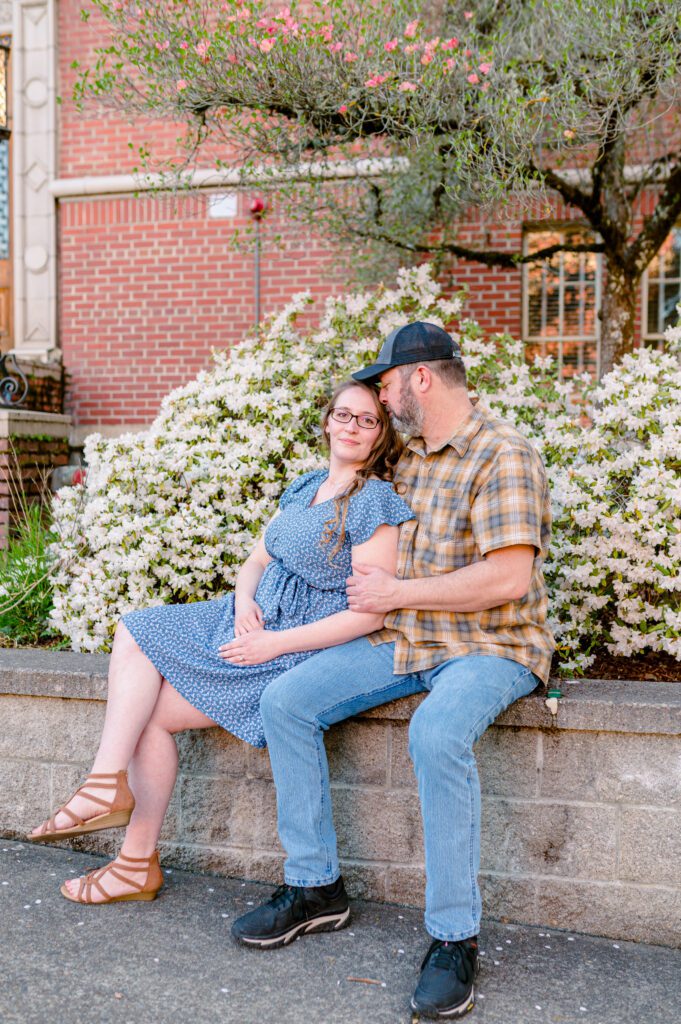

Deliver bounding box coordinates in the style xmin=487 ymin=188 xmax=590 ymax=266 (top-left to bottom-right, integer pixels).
xmin=346 ymin=563 xmax=402 ymax=614
xmin=219 ymin=629 xmax=284 ymax=666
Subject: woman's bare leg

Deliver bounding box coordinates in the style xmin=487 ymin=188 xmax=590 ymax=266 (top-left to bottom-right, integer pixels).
xmin=62 ymin=681 xmax=217 ymax=901
xmin=31 ymin=621 xmax=173 ymax=837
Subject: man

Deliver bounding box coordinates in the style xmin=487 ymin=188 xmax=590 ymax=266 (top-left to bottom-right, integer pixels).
xmin=232 ymin=321 xmax=554 ymax=1019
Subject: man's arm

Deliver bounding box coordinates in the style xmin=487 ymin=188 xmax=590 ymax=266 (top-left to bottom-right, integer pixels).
xmin=346 ymin=545 xmax=536 ymax=615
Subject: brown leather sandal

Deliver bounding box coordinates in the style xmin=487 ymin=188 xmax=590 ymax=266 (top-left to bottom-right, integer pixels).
xmin=60 ymin=850 xmax=164 ymax=904
xmin=27 ymin=770 xmax=135 ymax=843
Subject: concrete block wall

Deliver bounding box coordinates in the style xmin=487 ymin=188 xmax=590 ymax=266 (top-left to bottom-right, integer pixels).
xmin=1 ymin=651 xmax=680 ymax=947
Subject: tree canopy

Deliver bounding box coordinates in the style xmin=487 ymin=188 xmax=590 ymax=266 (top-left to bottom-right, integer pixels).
xmin=76 ymin=0 xmax=681 ymax=370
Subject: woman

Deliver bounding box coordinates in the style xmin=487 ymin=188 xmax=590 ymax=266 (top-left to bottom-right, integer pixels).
xmin=28 ymin=381 xmax=414 ymax=905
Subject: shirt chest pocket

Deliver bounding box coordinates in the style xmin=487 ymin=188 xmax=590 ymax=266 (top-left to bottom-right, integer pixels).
xmin=422 ymin=490 xmax=469 ymax=544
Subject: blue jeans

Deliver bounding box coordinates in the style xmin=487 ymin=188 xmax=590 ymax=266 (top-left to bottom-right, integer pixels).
xmin=259 ymin=638 xmax=539 ymax=941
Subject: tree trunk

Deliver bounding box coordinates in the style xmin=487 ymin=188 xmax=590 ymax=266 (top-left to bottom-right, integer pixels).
xmin=598 ymin=256 xmax=637 ymax=375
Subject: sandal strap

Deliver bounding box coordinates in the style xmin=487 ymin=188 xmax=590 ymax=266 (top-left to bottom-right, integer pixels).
xmin=73 ymin=790 xmax=117 ymax=812
xmin=105 ymin=866 xmax=147 ymax=891
xmin=46 ymin=805 xmax=84 ymax=831
xmin=117 ymin=851 xmax=157 ymax=865
xmin=73 ymin=856 xmax=156 ymax=902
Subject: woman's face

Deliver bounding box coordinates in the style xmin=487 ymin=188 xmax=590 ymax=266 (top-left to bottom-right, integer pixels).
xmin=325 ymin=385 xmax=383 ymax=468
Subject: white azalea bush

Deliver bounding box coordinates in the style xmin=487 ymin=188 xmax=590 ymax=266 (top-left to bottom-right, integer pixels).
xmin=49 ymin=267 xmax=681 ymax=675
xmin=545 ymin=315 xmax=681 ymax=671
xmin=49 ymin=266 xmax=468 ymax=651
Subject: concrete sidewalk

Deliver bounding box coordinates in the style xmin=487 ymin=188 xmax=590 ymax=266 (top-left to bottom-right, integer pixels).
xmin=1 ymin=841 xmax=678 ymax=1024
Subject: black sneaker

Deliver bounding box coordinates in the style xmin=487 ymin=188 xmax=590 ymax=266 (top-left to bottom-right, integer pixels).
xmin=410 ymin=937 xmax=479 ymax=1018
xmin=230 ymin=878 xmax=350 ymax=949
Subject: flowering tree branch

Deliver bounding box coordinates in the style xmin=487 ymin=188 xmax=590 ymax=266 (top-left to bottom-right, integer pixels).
xmin=74 ymin=0 xmax=681 ymax=370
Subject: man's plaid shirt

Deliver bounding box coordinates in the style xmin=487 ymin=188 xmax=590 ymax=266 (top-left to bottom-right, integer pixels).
xmin=370 ymin=403 xmax=555 ymax=683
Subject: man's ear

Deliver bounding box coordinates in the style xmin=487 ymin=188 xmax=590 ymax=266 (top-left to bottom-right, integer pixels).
xmin=414 ymin=365 xmax=433 ymax=391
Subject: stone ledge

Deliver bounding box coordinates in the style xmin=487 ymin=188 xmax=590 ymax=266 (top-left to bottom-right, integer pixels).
xmin=1 ymin=650 xmax=680 ymax=735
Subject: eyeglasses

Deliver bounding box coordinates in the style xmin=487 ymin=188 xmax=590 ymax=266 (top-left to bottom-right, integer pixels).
xmin=330 ymin=408 xmax=380 ymax=430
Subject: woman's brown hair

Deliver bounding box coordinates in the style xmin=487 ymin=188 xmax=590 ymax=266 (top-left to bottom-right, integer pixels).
xmin=319 ymin=379 xmax=404 ymax=560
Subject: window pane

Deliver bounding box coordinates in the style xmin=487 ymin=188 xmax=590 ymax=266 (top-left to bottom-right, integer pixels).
xmin=660 ymin=230 xmax=681 ymax=277
xmin=581 ymin=341 xmax=598 ymax=377
xmin=563 ymin=285 xmax=585 ymax=336
xmin=523 ymin=225 xmax=599 ymax=377
xmin=647 ymin=282 xmax=660 ymax=335
xmin=664 ymin=283 xmax=681 ymax=331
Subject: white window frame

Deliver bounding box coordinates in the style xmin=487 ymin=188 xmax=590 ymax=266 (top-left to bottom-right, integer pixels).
xmin=521 ymin=223 xmax=602 ymax=378
xmin=641 ymin=226 xmax=681 ymax=346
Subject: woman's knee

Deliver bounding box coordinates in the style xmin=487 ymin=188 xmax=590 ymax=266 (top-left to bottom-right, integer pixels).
xmin=112 ymin=619 xmax=141 ymax=658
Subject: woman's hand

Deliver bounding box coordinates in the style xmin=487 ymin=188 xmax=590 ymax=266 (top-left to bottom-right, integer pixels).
xmin=219 ymin=629 xmax=285 ymax=666
xmin=233 ymin=597 xmax=264 ymax=636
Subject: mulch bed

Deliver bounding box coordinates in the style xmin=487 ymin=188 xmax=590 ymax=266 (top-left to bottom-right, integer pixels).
xmin=554 ymin=649 xmax=681 ymax=682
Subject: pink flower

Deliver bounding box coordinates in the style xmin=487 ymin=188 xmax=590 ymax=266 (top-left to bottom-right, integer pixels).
xmin=403 ymin=43 xmax=420 ymax=54
xmin=338 ymin=104 xmax=348 ymax=113
xmin=398 ymin=81 xmax=418 ymax=91
xmin=227 ymin=53 xmax=239 ymax=64
xmin=444 ymin=57 xmax=456 ymax=71
xmin=365 ymin=73 xmax=389 ymax=87
xmin=464 ymin=10 xmax=474 ymax=19
xmin=384 ymin=38 xmax=399 ymax=51
xmin=478 ymin=62 xmax=491 ymax=74
xmin=467 ymin=72 xmax=479 ymax=84
xmin=421 ymin=52 xmax=433 ymax=65
xmin=465 ymin=48 xmax=472 ymax=56
xmin=155 ymin=40 xmax=170 ymax=52
xmin=329 ymin=41 xmax=343 ymax=52
xmin=481 ymin=81 xmax=490 ymax=91
xmin=344 ymin=51 xmax=358 ymax=62
xmin=259 ymin=37 xmax=276 ymax=53
xmin=180 ymin=41 xmax=189 ymax=50
xmin=404 ymin=20 xmax=419 ymax=38
xmin=195 ymin=39 xmax=211 ymax=59
xmin=319 ymin=23 xmax=333 ymax=42
xmin=441 ymin=37 xmax=458 ymax=50
xmin=176 ymin=79 xmax=188 ymax=91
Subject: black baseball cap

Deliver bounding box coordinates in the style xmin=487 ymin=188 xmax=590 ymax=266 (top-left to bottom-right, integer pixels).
xmin=352 ymin=321 xmax=462 ymax=384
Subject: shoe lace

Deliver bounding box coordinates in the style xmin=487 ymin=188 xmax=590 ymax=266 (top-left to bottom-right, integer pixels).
xmin=267 ymin=884 xmax=299 ymax=911
xmin=422 ymin=939 xmax=475 ymax=981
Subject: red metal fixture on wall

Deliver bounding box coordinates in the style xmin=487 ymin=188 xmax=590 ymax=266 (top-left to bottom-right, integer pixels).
xmin=248 ymin=197 xmax=266 ymax=332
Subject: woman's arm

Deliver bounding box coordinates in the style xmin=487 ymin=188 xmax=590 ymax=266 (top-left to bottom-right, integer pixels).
xmin=233 ymin=531 xmax=273 ymax=636
xmin=220 ymin=523 xmax=400 ymax=664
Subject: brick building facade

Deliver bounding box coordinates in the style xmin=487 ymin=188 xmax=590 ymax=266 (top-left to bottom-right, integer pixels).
xmin=2 ymin=1 xmax=680 ymax=447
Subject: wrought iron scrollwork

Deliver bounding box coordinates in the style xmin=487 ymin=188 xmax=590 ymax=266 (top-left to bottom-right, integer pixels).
xmin=0 ymin=352 xmax=28 ymax=407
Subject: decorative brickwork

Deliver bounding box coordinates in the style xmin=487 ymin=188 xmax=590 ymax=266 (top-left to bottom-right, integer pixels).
xmin=16 ymin=359 xmax=65 ymax=415
xmin=0 ymin=412 xmax=70 ymax=546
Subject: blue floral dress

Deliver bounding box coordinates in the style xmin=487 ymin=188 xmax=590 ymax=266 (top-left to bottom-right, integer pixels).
xmin=123 ymin=470 xmax=414 ymax=747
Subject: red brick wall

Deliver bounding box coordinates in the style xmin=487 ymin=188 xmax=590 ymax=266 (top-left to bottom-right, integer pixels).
xmin=58 ymin=192 xmax=345 ymax=429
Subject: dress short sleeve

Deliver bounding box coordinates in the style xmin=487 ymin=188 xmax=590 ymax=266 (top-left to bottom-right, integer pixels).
xmin=345 ymin=480 xmax=415 ymax=546
xmin=278 ymin=470 xmax=325 ymax=510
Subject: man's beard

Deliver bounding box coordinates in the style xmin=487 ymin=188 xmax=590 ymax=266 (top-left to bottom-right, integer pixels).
xmin=389 ymin=380 xmax=424 ymax=435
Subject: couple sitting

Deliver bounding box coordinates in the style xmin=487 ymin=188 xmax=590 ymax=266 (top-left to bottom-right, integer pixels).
xmin=29 ymin=321 xmax=554 ymax=1020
